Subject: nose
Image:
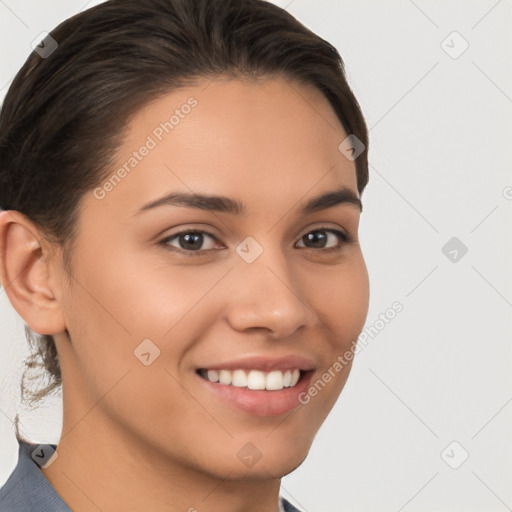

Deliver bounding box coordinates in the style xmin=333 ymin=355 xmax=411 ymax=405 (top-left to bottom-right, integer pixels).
xmin=224 ymin=245 xmax=317 ymax=339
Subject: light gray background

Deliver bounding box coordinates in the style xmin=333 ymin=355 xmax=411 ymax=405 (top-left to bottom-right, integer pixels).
xmin=1 ymin=1 xmax=511 ymax=511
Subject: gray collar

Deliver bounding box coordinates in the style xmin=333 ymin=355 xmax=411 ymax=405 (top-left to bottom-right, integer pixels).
xmin=0 ymin=438 xmax=71 ymax=511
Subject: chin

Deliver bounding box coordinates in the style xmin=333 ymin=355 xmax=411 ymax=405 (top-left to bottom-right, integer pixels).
xmin=232 ymin=438 xmax=312 ymax=480
xmin=215 ymin=451 xmax=310 ymax=481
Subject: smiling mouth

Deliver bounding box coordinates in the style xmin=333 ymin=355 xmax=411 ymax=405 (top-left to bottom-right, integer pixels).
xmin=197 ymin=368 xmax=305 ymax=391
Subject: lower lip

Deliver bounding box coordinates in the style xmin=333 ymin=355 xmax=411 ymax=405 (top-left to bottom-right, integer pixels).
xmin=197 ymin=371 xmax=313 ymax=416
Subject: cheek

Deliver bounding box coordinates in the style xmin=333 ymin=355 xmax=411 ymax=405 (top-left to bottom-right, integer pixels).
xmin=61 ymin=247 xmax=227 ymax=400
xmin=69 ymin=238 xmax=215 ymax=339
xmin=309 ymin=254 xmax=370 ymax=346
xmin=60 ymin=258 xmax=213 ymax=441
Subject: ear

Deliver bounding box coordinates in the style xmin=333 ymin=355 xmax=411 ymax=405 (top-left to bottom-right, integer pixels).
xmin=0 ymin=210 xmax=67 ymax=336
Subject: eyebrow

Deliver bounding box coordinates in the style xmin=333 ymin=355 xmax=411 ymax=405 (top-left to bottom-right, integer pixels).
xmin=134 ymin=186 xmax=362 ymax=217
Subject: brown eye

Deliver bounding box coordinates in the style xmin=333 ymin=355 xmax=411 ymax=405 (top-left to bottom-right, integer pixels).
xmin=160 ymin=230 xmax=218 ymax=254
xmin=295 ymin=229 xmax=348 ymax=251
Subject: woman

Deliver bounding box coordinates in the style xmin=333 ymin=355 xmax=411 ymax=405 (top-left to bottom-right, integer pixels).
xmin=0 ymin=0 xmax=370 ymax=510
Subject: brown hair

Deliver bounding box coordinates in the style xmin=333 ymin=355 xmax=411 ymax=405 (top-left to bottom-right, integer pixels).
xmin=0 ymin=0 xmax=369 ymax=421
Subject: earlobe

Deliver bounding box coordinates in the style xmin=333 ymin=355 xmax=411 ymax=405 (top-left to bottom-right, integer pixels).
xmin=0 ymin=210 xmax=66 ymax=336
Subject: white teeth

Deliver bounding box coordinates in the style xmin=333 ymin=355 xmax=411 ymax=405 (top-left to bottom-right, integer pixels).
xmin=201 ymin=368 xmax=303 ymax=390
xmin=231 ymin=369 xmax=248 ymax=387
xmin=219 ymin=370 xmax=232 ymax=385
xmin=207 ymin=369 xmax=219 ymax=383
xmin=247 ymin=370 xmax=266 ymax=390
xmin=266 ymin=370 xmax=284 ymax=390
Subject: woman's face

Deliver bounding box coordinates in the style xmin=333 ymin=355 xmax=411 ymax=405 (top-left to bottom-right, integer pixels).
xmin=51 ymin=76 xmax=369 ymax=478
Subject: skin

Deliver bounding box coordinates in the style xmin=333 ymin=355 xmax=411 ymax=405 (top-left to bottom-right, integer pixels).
xmin=0 ymin=76 xmax=369 ymax=512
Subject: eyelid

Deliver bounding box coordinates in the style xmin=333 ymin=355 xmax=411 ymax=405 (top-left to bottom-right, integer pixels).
xmin=298 ymin=222 xmax=350 ymax=240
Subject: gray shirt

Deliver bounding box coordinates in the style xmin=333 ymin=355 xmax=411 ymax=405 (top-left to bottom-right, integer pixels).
xmin=0 ymin=438 xmax=302 ymax=512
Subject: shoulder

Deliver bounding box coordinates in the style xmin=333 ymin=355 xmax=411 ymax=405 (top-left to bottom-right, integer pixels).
xmin=0 ymin=438 xmax=71 ymax=512
xmin=0 ymin=439 xmax=30 ymax=510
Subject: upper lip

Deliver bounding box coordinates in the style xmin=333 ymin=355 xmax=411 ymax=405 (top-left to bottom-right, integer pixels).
xmin=197 ymin=355 xmax=316 ymax=372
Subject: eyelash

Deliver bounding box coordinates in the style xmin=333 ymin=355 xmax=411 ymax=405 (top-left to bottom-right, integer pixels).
xmin=158 ymin=227 xmax=352 ymax=257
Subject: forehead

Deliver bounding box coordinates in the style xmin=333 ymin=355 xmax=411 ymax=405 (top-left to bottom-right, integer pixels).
xmin=85 ymin=77 xmax=358 ymax=220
